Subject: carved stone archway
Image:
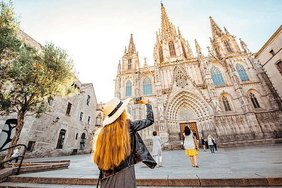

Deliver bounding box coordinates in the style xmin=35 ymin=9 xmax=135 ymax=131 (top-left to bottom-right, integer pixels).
xmin=165 ymin=90 xmax=215 ymax=143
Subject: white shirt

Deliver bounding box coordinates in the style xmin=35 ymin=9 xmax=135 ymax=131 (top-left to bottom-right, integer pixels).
xmin=207 ymin=137 xmax=214 ymax=145
xmin=152 ymin=136 xmax=162 ymax=156
xmin=183 ymin=133 xmax=195 ymax=149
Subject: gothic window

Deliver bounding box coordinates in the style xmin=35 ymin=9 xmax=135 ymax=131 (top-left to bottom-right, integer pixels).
xmin=56 ymin=129 xmax=66 ymax=149
xmin=86 ymin=95 xmax=90 ymax=105
xmin=181 ymin=42 xmax=187 ymax=59
xmin=224 ymin=41 xmax=233 ymax=53
xmin=211 ymin=66 xmax=225 ymax=86
xmin=66 ymin=102 xmax=72 ymax=115
xmin=143 ymin=77 xmax=152 ymax=95
xmin=236 ymin=64 xmax=249 ymax=81
xmin=169 ymin=41 xmax=176 ymax=57
xmin=250 ymin=93 xmax=260 ymax=108
xmin=80 ymin=112 xmax=83 ymax=121
xmin=222 ymin=96 xmax=231 ymax=111
xmin=175 ymin=67 xmax=188 ymax=88
xmin=276 ymin=60 xmax=282 ymax=74
xmin=128 ymin=59 xmax=132 ymax=70
xmin=159 ymin=46 xmax=164 ymax=63
xmin=126 ymin=80 xmax=132 ymax=96
xmin=75 ymin=133 xmax=78 ymax=140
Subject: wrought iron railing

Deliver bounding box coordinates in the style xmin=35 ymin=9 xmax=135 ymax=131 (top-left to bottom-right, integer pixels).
xmin=0 ymin=144 xmax=27 ymax=175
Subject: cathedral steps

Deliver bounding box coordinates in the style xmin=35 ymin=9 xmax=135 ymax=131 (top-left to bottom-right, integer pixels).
xmin=219 ymin=138 xmax=282 ymax=148
xmin=1 ymin=176 xmax=282 ymax=187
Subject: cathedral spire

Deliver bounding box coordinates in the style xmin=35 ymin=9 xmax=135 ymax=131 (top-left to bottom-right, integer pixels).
xmin=209 ymin=16 xmax=223 ymax=38
xmin=127 ymin=34 xmax=136 ymax=54
xmin=195 ymin=39 xmax=202 ymax=57
xmin=224 ymin=26 xmax=230 ymax=35
xmin=178 ymin=26 xmax=182 ymax=37
xmin=117 ymin=60 xmax=121 ymax=74
xmin=161 ymin=3 xmax=175 ymax=37
xmin=239 ymin=38 xmax=250 ymax=53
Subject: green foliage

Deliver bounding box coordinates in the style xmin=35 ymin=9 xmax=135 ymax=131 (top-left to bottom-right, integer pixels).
xmin=0 ymin=1 xmax=76 ymax=116
xmin=0 ymin=1 xmax=20 ymax=57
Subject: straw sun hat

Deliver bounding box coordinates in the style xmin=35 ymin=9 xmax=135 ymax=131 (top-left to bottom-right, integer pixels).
xmin=102 ymin=97 xmax=131 ymax=127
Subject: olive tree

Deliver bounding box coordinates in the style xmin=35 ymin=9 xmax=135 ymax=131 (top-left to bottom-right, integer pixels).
xmin=0 ymin=1 xmax=76 ymax=159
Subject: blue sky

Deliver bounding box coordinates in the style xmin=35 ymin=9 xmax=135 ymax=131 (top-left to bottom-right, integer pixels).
xmin=8 ymin=0 xmax=282 ymax=102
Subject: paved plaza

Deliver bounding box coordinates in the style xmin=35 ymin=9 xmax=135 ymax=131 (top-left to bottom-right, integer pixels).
xmin=1 ymin=144 xmax=282 ymax=187
xmin=18 ymin=144 xmax=282 ymax=178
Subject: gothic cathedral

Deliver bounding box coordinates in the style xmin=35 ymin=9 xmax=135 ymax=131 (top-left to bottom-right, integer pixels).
xmin=114 ymin=4 xmax=282 ymax=148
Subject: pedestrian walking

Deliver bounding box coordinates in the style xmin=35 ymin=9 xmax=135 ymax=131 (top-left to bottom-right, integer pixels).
xmin=200 ymin=136 xmax=206 ymax=151
xmin=207 ymin=134 xmax=215 ymax=153
xmin=183 ymin=126 xmax=199 ymax=168
xmin=92 ymin=97 xmax=156 ymax=188
xmin=152 ymin=131 xmax=162 ymax=167
xmin=212 ymin=137 xmax=218 ymax=151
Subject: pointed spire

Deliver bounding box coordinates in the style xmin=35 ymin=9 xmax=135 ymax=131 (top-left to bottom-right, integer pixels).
xmin=186 ymin=40 xmax=193 ymax=57
xmin=161 ymin=3 xmax=174 ymax=37
xmin=177 ymin=27 xmax=182 ymax=37
xmin=144 ymin=58 xmax=148 ymax=67
xmin=127 ymin=34 xmax=136 ymax=54
xmin=195 ymin=39 xmax=202 ymax=56
xmin=223 ymin=26 xmax=230 ymax=35
xmin=239 ymin=38 xmax=250 ymax=53
xmin=156 ymin=31 xmax=159 ymax=42
xmin=118 ymin=60 xmax=121 ymax=73
xmin=124 ymin=46 xmax=127 ymax=54
xmin=209 ymin=16 xmax=223 ymax=38
xmin=209 ymin=37 xmax=213 ymax=44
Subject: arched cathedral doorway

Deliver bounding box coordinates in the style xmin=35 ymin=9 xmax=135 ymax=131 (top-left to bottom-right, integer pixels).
xmin=165 ymin=90 xmax=214 ymax=146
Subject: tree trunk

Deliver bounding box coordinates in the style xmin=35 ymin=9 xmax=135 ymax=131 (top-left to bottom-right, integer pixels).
xmin=4 ymin=110 xmax=26 ymax=161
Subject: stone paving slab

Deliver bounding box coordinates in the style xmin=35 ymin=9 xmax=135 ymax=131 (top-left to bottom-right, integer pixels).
xmin=18 ymin=144 xmax=282 ymax=179
xmin=0 ymin=183 xmax=281 ymax=188
xmin=0 ymin=145 xmax=282 ymax=187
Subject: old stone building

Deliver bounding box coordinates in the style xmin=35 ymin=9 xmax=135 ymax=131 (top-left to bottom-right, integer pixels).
xmin=114 ymin=4 xmax=282 ymax=148
xmin=255 ymin=25 xmax=282 ymax=104
xmin=0 ymin=31 xmax=98 ymax=157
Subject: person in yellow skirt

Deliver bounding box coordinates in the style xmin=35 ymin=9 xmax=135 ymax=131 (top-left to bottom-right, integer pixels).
xmin=183 ymin=126 xmax=199 ymax=168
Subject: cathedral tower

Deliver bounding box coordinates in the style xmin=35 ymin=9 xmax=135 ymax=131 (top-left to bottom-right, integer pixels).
xmin=154 ymin=3 xmax=193 ymax=64
xmin=209 ymin=17 xmax=241 ymax=59
xmin=115 ymin=34 xmax=141 ymax=99
xmin=122 ymin=34 xmax=140 ymax=72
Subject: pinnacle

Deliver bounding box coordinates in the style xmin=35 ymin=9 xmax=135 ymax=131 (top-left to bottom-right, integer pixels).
xmin=127 ymin=34 xmax=136 ymax=54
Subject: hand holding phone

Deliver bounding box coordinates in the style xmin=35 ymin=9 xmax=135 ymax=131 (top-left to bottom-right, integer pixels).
xmin=134 ymin=97 xmax=148 ymax=104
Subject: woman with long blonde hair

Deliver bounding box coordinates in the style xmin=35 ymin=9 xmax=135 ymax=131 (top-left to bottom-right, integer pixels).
xmin=93 ymin=97 xmax=156 ymax=188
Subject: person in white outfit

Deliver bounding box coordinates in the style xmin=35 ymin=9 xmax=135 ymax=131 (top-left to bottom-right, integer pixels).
xmin=183 ymin=126 xmax=199 ymax=168
xmin=152 ymin=131 xmax=162 ymax=167
xmin=207 ymin=134 xmax=215 ymax=153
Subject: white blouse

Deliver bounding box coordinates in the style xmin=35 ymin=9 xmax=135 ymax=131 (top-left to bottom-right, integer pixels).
xmin=183 ymin=133 xmax=195 ymax=149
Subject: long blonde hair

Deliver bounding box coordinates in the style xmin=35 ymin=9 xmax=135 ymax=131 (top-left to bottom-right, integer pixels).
xmin=93 ymin=111 xmax=131 ymax=171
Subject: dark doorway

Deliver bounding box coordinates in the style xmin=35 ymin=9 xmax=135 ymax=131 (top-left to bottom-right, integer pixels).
xmin=56 ymin=129 xmax=66 ymax=149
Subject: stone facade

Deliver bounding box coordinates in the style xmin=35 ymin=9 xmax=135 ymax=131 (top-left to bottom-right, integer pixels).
xmin=255 ymin=25 xmax=282 ymax=108
xmin=0 ymin=82 xmax=98 ymax=157
xmin=114 ymin=4 xmax=282 ymax=148
xmin=0 ymin=31 xmax=99 ymax=157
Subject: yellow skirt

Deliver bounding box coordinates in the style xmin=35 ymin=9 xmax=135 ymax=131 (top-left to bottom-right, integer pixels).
xmin=185 ymin=149 xmax=198 ymax=157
